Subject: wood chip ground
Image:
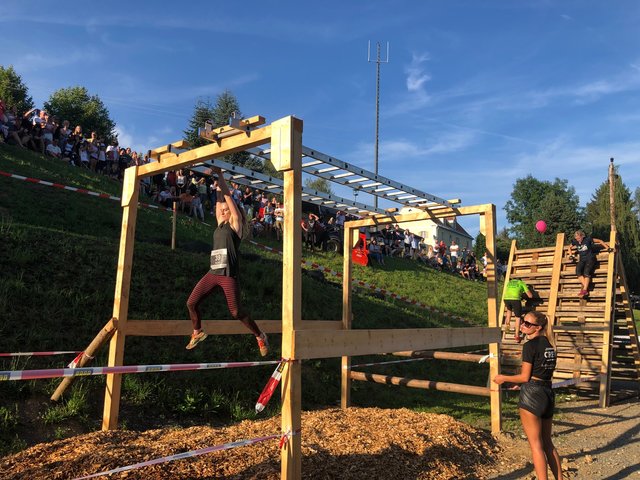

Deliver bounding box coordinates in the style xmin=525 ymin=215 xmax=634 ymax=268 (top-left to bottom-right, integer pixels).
xmin=0 ymin=407 xmax=500 ymax=479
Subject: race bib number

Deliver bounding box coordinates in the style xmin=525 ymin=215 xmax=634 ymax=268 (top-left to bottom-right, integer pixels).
xmin=210 ymin=248 xmax=228 ymax=272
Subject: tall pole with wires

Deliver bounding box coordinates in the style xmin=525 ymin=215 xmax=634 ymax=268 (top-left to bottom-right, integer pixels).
xmin=368 ymin=41 xmax=389 ymax=209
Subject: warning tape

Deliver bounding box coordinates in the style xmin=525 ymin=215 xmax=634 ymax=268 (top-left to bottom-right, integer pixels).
xmin=0 ymin=350 xmax=81 ymax=357
xmin=349 ymin=357 xmax=427 ymax=369
xmin=247 ymin=240 xmax=472 ymax=324
xmin=255 ymin=360 xmax=287 ymax=413
xmin=0 ymin=359 xmax=281 ymax=382
xmin=2 ymin=168 xmax=470 ymax=323
xmin=73 ymin=432 xmax=283 ymax=479
xmin=0 ymin=170 xmax=172 ymax=212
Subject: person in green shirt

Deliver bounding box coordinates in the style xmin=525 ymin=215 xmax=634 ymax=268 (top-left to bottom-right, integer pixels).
xmin=503 ymin=279 xmax=534 ymax=343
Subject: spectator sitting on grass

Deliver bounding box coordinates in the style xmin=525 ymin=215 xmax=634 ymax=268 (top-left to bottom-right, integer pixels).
xmin=45 ymin=138 xmax=62 ymax=159
xmin=368 ymin=237 xmax=385 ymax=265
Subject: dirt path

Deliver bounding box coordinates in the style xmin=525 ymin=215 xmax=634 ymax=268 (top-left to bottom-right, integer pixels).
xmin=486 ymin=397 xmax=640 ymax=479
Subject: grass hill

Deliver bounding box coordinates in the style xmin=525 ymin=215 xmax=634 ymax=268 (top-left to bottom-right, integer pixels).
xmin=0 ymin=144 xmax=495 ymax=455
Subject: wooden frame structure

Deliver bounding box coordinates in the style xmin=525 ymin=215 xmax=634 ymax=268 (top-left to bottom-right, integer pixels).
xmin=95 ymin=115 xmax=502 ymax=480
xmin=499 ymin=231 xmax=640 ymax=407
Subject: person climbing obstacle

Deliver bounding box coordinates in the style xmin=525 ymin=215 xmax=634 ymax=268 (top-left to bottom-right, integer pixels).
xmin=503 ymin=278 xmax=534 ymax=343
xmin=185 ymin=166 xmax=269 ymax=355
xmin=569 ymin=230 xmax=610 ymax=298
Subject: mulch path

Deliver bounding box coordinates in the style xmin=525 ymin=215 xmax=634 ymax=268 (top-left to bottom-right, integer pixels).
xmin=0 ymin=407 xmax=500 ymax=479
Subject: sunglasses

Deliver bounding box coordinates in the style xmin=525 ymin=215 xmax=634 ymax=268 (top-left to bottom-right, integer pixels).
xmin=522 ymin=320 xmax=540 ymax=329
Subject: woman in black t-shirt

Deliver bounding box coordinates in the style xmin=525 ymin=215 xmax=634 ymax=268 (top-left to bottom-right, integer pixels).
xmin=494 ymin=311 xmax=562 ymax=480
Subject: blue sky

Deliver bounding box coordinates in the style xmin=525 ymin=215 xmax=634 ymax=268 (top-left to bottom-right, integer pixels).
xmin=2 ymin=1 xmax=639 ymax=236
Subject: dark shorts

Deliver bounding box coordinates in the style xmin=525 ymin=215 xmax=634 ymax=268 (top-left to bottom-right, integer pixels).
xmin=576 ymin=257 xmax=596 ymax=278
xmin=519 ymin=381 xmax=555 ymax=419
xmin=504 ymin=299 xmax=522 ymax=317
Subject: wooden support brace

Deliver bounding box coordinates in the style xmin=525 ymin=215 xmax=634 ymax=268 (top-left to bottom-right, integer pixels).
xmin=350 ymin=371 xmax=491 ymax=397
xmin=51 ymin=318 xmax=117 ymax=402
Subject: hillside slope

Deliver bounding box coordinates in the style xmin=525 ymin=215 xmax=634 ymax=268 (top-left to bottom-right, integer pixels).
xmin=0 ymin=144 xmax=493 ymax=453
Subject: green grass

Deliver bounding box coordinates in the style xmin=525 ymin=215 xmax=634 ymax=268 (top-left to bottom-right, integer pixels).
xmin=0 ymin=144 xmax=497 ymax=453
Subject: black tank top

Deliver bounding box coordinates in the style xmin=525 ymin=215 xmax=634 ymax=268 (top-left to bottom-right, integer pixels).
xmin=210 ymin=222 xmax=241 ymax=278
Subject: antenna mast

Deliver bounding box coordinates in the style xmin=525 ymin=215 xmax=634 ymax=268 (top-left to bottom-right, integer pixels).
xmin=368 ymin=41 xmax=390 ymax=209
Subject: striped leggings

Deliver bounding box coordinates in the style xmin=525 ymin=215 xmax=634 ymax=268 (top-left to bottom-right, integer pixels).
xmin=186 ymin=272 xmax=261 ymax=336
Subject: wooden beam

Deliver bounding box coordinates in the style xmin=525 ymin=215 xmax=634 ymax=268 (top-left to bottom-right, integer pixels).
xmin=149 ymin=140 xmax=190 ymax=160
xmin=275 ymin=117 xmax=303 ymax=480
xmin=547 ymin=233 xmax=566 ymax=329
xmin=102 ymin=166 xmax=140 ymax=431
xmin=200 ymin=115 xmax=266 ymax=142
xmin=350 ymin=371 xmax=490 ymax=397
xmin=139 ymin=125 xmax=272 ymax=178
xmin=294 ymin=327 xmax=501 ymax=360
xmin=599 ymin=230 xmax=617 ymax=407
xmin=341 ymin=227 xmax=358 ymax=409
xmin=345 ymin=203 xmax=496 ymax=229
xmin=123 ymin=320 xmax=342 ymax=336
xmin=482 ymin=206 xmax=502 ymax=435
xmin=392 ymin=350 xmax=487 ymax=363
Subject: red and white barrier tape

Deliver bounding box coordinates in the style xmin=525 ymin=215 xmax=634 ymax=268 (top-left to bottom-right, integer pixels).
xmin=0 ymin=170 xmax=172 ymax=212
xmin=0 ymin=350 xmax=81 ymax=357
xmin=3 ymin=169 xmax=470 ymax=323
xmin=348 ymin=357 xmax=427 ymax=369
xmin=247 ymin=240 xmax=471 ymax=324
xmin=0 ymin=359 xmax=280 ymax=382
xmin=73 ymin=432 xmax=283 ymax=480
xmin=255 ymin=359 xmax=287 ymax=413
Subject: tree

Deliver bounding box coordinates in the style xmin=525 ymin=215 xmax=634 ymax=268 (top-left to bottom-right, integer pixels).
xmin=44 ymin=87 xmax=116 ymax=141
xmin=474 ymin=232 xmax=486 ymax=260
xmin=0 ymin=65 xmax=34 ymax=114
xmin=184 ymin=90 xmax=264 ymax=171
xmin=495 ymin=228 xmax=513 ymax=262
xmin=504 ymin=175 xmax=583 ymax=248
xmin=304 ymin=177 xmax=333 ymax=195
xmin=183 ymin=97 xmax=215 ymax=148
xmin=585 ymin=169 xmax=640 ymax=290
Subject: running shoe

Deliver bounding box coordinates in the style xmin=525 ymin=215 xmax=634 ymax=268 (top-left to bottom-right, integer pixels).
xmin=186 ymin=331 xmax=208 ymax=350
xmin=257 ymin=332 xmax=269 ymax=357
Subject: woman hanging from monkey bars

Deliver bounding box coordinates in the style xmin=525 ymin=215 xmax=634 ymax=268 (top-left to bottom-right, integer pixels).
xmin=185 ymin=166 xmax=269 ymax=355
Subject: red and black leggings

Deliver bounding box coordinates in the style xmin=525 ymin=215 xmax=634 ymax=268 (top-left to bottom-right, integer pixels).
xmin=186 ymin=273 xmax=261 ymax=336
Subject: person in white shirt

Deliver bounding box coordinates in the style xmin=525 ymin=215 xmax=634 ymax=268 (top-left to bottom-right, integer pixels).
xmin=45 ymin=139 xmax=62 ymax=158
xmin=450 ymin=240 xmax=460 ymax=263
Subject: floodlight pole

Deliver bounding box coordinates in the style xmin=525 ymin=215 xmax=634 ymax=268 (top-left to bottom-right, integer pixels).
xmin=368 ymin=41 xmax=389 ymax=209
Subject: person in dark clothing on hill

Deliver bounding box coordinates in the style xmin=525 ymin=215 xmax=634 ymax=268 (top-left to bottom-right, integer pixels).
xmin=185 ymin=166 xmax=268 ymax=356
xmin=569 ymin=230 xmax=610 ymax=298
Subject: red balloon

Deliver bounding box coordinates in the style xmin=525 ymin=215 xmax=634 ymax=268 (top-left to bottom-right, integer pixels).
xmin=535 ymin=220 xmax=547 ymax=233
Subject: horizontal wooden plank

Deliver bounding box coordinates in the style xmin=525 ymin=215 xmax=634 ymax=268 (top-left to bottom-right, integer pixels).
xmin=294 ymin=327 xmax=501 ymax=360
xmin=124 ymin=319 xmax=342 ymax=336
xmin=349 ymin=371 xmax=491 ymax=397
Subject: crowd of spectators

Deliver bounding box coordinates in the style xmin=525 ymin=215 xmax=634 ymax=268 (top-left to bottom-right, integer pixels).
xmin=1 ymin=99 xmax=505 ymax=282
xmin=360 ymin=225 xmax=506 ymax=282
xmin=0 ymin=100 xmax=145 ymax=180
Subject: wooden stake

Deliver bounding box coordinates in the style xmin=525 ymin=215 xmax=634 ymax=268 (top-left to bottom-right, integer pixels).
xmin=51 ymin=318 xmax=117 ymax=402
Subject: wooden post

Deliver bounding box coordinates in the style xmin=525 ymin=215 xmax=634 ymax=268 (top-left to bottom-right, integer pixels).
xmin=546 ymin=233 xmax=565 ymax=328
xmin=609 ymin=158 xmax=616 ymax=233
xmin=171 ymin=200 xmax=177 ymax=250
xmin=51 ymin=318 xmax=117 ymax=402
xmin=341 ymin=227 xmax=357 ymax=409
xmin=483 ymin=207 xmax=502 ymax=434
xmin=102 ymin=166 xmax=140 ymax=430
xmin=271 ymin=116 xmax=303 ymax=480
xmin=599 ymin=230 xmax=617 ymax=407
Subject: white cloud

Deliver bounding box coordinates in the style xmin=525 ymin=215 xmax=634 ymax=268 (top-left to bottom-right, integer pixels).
xmin=405 ymin=53 xmax=431 ymax=93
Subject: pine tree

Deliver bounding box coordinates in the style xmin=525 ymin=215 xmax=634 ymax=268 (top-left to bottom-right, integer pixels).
xmin=183 ymin=97 xmax=215 ymax=148
xmin=585 ymin=169 xmax=640 ymax=290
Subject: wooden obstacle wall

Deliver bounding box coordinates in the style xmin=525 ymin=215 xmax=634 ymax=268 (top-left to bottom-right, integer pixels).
xmin=499 ymin=232 xmax=640 ymax=406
